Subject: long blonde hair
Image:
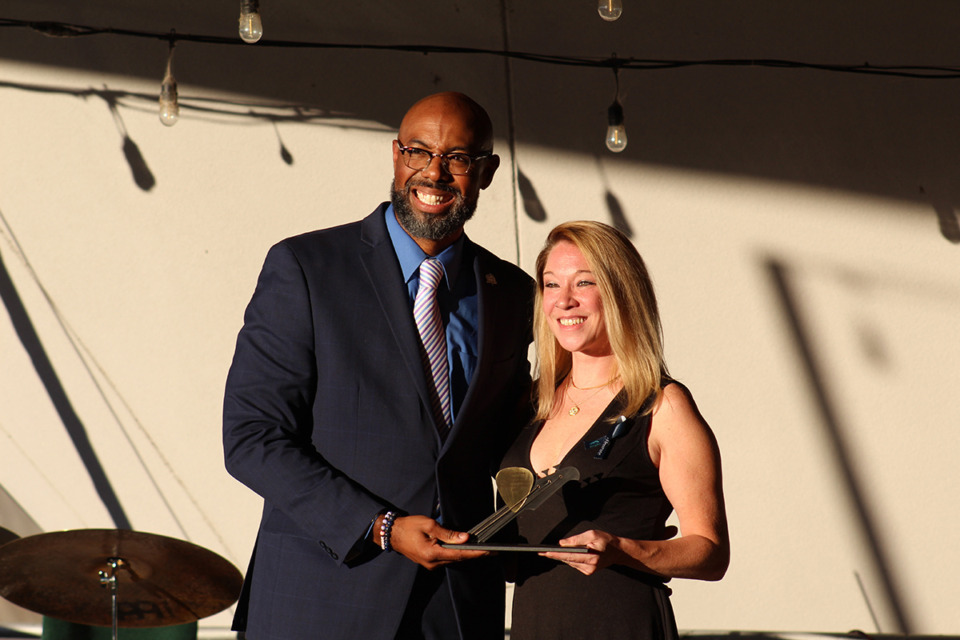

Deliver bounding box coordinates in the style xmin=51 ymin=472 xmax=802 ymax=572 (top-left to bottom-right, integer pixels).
xmin=533 ymin=221 xmax=667 ymax=421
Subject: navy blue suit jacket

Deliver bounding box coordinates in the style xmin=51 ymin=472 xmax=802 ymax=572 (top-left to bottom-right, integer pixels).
xmin=223 ymin=204 xmax=534 ymax=639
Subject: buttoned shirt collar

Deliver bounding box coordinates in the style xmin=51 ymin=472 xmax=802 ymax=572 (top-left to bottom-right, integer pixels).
xmin=385 ymin=204 xmax=464 ymax=289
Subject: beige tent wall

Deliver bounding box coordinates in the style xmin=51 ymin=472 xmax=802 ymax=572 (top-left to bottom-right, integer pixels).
xmin=1 ymin=0 xmax=958 ymax=635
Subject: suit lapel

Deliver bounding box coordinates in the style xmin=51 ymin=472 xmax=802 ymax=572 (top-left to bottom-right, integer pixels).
xmin=357 ymin=206 xmax=438 ymax=433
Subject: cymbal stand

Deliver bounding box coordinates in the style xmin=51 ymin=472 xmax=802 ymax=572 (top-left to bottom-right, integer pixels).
xmin=98 ymin=557 xmax=125 ymax=640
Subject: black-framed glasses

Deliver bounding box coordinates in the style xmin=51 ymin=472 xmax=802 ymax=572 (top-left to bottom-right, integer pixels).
xmin=396 ymin=140 xmax=491 ymax=176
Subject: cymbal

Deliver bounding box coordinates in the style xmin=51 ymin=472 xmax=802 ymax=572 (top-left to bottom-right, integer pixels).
xmin=0 ymin=529 xmax=243 ymax=628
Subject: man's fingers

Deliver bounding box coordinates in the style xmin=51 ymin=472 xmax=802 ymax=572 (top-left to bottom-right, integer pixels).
xmin=433 ymin=527 xmax=470 ymax=544
xmin=390 ymin=516 xmax=489 ymax=568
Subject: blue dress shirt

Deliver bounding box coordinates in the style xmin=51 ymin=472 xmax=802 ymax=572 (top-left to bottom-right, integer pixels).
xmin=385 ymin=205 xmax=479 ymax=425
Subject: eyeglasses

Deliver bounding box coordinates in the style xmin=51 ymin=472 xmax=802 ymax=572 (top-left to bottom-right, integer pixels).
xmin=396 ymin=140 xmax=491 ymax=176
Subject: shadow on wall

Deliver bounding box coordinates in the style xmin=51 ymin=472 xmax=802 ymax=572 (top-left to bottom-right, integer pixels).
xmin=760 ymin=255 xmax=960 ymax=635
xmin=516 ymin=164 xmax=634 ymax=239
xmin=0 ymin=252 xmax=130 ymax=530
xmin=0 ymin=78 xmax=356 ymax=193
xmin=931 ymin=194 xmax=960 ymax=244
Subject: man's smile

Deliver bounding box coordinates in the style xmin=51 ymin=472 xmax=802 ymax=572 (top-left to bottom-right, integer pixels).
xmin=413 ymin=189 xmax=454 ymax=207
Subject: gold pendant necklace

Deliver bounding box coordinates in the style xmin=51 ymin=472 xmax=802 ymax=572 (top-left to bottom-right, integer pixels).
xmin=566 ymin=376 xmax=616 ymax=416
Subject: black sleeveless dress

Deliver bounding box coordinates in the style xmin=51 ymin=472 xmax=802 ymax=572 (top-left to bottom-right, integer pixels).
xmin=500 ymin=388 xmax=680 ymax=640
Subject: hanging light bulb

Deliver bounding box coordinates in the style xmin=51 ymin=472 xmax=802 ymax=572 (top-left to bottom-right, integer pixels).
xmin=239 ymin=0 xmax=263 ymax=43
xmin=605 ymin=99 xmax=627 ymax=152
xmin=598 ymin=0 xmax=623 ymax=21
xmin=604 ymin=66 xmax=627 ymax=152
xmin=159 ymin=40 xmax=179 ymax=127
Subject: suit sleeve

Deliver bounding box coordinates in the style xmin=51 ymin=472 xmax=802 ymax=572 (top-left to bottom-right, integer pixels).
xmin=222 ymin=241 xmax=385 ymax=562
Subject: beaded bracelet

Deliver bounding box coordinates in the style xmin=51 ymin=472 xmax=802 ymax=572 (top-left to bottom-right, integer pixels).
xmin=379 ymin=510 xmax=398 ymax=552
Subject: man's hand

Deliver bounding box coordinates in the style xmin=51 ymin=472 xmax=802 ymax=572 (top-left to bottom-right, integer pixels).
xmin=378 ymin=514 xmax=488 ymax=569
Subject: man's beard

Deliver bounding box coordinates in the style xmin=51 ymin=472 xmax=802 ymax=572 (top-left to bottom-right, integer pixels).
xmin=390 ymin=180 xmax=477 ymax=241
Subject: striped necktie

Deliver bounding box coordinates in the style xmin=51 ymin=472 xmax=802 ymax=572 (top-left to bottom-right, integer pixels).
xmin=413 ymin=258 xmax=453 ymax=433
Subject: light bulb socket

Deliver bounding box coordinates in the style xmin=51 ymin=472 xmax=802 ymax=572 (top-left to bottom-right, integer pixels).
xmin=607 ymin=101 xmax=624 ymax=126
xmin=240 ymin=0 xmax=260 ymax=13
xmin=160 ymin=77 xmax=178 ymax=99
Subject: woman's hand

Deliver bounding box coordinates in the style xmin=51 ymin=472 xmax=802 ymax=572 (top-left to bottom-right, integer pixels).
xmin=541 ymin=529 xmax=622 ymax=576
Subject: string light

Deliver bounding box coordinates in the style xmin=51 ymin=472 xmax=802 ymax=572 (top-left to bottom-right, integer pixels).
xmin=598 ymin=0 xmax=623 ymax=22
xmin=158 ymin=38 xmax=179 ymax=126
xmin=605 ymin=67 xmax=627 ymax=152
xmin=239 ymin=0 xmax=263 ymax=44
xmin=2 ymin=17 xmax=958 ymax=150
xmin=2 ymin=19 xmax=957 ymax=79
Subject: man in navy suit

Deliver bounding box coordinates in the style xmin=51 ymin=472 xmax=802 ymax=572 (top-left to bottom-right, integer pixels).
xmin=223 ymin=92 xmax=534 ymax=639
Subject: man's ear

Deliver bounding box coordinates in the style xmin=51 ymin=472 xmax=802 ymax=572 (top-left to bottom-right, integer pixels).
xmin=479 ymin=154 xmax=501 ymax=190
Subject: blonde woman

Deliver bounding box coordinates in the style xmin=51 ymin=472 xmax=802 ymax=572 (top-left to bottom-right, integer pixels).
xmin=501 ymin=221 xmax=729 ymax=639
